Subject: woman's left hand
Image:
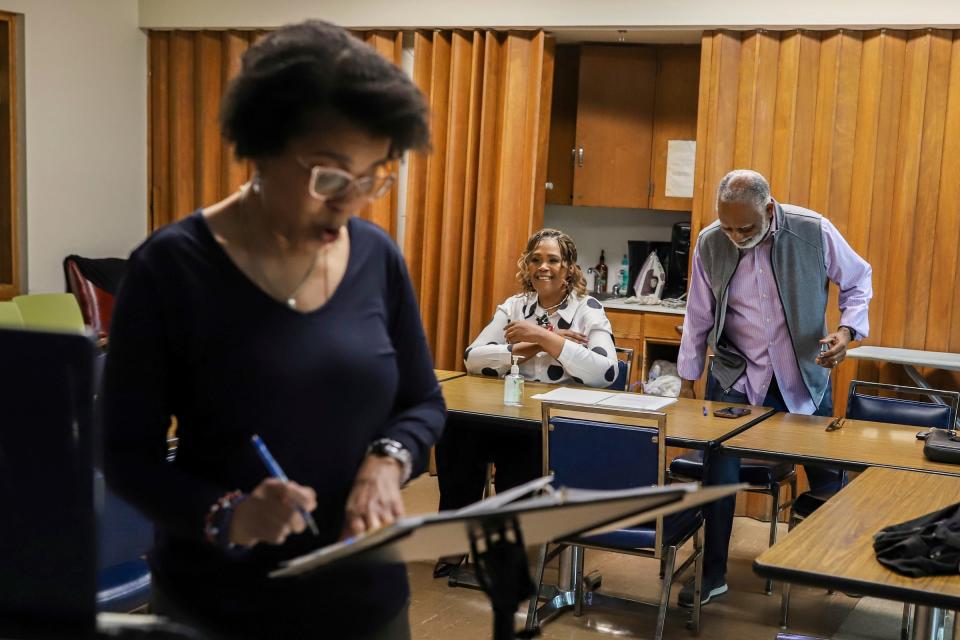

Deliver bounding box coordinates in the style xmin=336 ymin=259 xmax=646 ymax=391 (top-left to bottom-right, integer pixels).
xmin=504 ymin=320 xmax=548 ymax=346
xmin=341 ymin=455 xmax=405 ymax=539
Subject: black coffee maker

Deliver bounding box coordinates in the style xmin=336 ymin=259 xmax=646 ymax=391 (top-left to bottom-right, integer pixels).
xmin=627 ymin=222 xmax=691 ymax=298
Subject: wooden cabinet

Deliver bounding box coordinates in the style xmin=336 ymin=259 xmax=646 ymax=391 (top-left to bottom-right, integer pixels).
xmin=545 ymin=44 xmax=700 ymax=212
xmin=607 ymin=307 xmax=707 ymax=397
xmin=649 ymin=46 xmax=700 ymax=211
xmin=573 ymin=46 xmax=656 ymax=208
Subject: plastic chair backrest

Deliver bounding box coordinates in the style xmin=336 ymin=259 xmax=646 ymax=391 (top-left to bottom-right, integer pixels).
xmin=548 ymin=417 xmax=660 ymax=490
xmin=0 ymin=301 xmax=23 ymax=328
xmin=846 ymin=380 xmax=958 ymax=428
xmin=65 ymin=258 xmax=118 ymax=340
xmin=606 ymin=346 xmax=634 ymax=391
xmin=13 ymin=293 xmax=85 ymax=334
xmin=607 ymin=359 xmax=629 ymax=391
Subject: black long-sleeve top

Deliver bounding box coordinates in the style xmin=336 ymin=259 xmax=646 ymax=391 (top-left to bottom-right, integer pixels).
xmin=103 ymin=212 xmax=446 ymax=637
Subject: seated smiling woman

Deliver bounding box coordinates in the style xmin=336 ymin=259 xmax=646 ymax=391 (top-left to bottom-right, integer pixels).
xmin=434 ymin=228 xmax=618 ymax=577
xmin=464 ymin=228 xmax=619 ymax=385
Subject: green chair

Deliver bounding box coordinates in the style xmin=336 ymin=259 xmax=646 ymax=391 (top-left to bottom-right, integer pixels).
xmin=0 ymin=301 xmax=23 ymax=328
xmin=13 ymin=293 xmax=85 ymax=333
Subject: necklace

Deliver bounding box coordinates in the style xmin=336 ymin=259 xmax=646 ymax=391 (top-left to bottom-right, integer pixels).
xmin=535 ymin=292 xmax=569 ymax=328
xmin=239 ymin=181 xmax=326 ymax=310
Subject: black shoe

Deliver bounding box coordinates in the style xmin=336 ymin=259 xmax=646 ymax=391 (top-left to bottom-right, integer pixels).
xmin=678 ymin=575 xmax=728 ymax=608
xmin=432 ymin=555 xmax=466 ymax=578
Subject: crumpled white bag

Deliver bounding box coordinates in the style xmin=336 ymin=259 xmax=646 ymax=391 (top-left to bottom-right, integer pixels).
xmin=643 ymin=359 xmax=680 ymax=397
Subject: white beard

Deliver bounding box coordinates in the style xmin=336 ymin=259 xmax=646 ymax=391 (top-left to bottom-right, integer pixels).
xmin=734 ymin=213 xmax=772 ymax=250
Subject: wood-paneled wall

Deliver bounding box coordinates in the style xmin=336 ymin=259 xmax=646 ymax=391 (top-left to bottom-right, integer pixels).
xmin=404 ymin=30 xmax=554 ymax=371
xmin=693 ymin=29 xmax=960 ymax=417
xmin=147 ymin=29 xmax=403 ymax=234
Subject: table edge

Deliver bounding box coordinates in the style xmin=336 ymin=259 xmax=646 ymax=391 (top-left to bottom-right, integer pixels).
xmin=753 ymin=559 xmax=960 ymax=611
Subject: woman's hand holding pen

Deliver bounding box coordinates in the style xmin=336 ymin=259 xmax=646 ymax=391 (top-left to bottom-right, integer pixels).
xmin=230 ymin=478 xmax=317 ymax=546
xmin=341 ymin=455 xmax=405 ymax=539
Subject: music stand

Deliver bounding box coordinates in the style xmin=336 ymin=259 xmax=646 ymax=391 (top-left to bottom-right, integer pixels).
xmin=271 ymin=478 xmax=742 ymax=640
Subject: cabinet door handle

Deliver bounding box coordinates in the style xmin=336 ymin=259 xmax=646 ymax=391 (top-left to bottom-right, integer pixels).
xmin=571 ymin=147 xmax=577 ymax=167
xmin=578 ymin=147 xmax=584 ymax=167
xmin=675 ymin=325 xmax=683 ymax=334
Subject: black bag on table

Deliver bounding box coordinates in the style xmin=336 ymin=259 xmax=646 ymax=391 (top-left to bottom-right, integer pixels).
xmin=874 ymin=503 xmax=960 ymax=577
xmin=923 ymin=429 xmax=960 ymax=465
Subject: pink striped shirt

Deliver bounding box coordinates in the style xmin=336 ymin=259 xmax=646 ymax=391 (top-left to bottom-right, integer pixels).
xmin=677 ymin=210 xmax=872 ymax=413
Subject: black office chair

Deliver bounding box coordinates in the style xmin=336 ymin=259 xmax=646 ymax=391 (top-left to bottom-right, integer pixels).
xmin=525 ymin=410 xmax=704 ymax=640
xmin=669 ymin=448 xmax=795 ymax=595
xmin=780 ymin=381 xmax=960 ymax=630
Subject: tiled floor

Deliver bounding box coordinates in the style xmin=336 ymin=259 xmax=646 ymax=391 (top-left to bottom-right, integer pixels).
xmin=401 ymin=474 xmax=880 ymax=640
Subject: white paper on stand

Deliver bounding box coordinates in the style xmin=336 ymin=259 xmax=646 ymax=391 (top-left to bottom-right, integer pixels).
xmin=665 ymin=140 xmax=696 ymax=198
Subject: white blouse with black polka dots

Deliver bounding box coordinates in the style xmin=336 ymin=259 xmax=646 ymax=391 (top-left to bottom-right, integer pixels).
xmin=463 ymin=292 xmax=620 ymax=388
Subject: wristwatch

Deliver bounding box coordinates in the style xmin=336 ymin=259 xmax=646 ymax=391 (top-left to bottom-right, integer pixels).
xmin=367 ymin=438 xmax=413 ymax=484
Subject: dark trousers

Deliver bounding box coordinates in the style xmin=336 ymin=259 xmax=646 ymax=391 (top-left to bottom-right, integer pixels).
xmin=436 ymin=415 xmax=542 ymax=512
xmin=702 ymin=374 xmax=843 ymax=581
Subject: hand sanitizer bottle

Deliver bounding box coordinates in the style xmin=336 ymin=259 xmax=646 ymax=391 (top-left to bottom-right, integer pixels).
xmin=503 ymin=356 xmax=524 ymax=406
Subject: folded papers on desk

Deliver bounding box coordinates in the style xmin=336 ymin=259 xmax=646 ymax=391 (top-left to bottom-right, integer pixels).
xmin=530 ymin=387 xmax=677 ymax=411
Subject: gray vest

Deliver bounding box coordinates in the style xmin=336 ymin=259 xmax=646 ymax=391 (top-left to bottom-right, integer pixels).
xmin=697 ymin=202 xmax=829 ymax=406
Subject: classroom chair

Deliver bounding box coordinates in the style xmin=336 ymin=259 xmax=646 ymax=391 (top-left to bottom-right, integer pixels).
xmin=525 ymin=409 xmax=704 ymax=640
xmin=668 ymin=446 xmax=795 ymax=595
xmin=608 ymin=346 xmax=634 ymax=391
xmin=64 ymin=256 xmax=127 ymax=346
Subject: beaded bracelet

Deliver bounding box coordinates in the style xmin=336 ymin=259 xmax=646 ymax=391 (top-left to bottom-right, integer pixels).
xmin=203 ymin=489 xmax=246 ymax=548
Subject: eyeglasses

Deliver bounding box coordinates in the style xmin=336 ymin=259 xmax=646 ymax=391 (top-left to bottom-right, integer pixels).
xmin=295 ymin=157 xmax=396 ymax=202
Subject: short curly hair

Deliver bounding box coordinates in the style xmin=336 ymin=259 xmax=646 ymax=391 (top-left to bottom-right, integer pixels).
xmin=220 ymin=20 xmax=430 ymax=160
xmin=516 ymin=228 xmax=587 ymax=297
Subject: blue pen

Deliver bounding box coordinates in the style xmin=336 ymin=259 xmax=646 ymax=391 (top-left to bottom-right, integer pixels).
xmin=250 ymin=434 xmax=320 ymax=536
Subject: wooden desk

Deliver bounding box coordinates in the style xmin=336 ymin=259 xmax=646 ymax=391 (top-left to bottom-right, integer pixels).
xmin=434 ymin=369 xmax=466 ymax=383
xmin=755 ymin=467 xmax=960 ymax=611
xmin=440 ymin=374 xmax=773 ymax=448
xmin=722 ymin=413 xmax=960 ymax=477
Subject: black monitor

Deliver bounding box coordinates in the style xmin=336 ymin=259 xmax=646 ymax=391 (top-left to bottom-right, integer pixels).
xmin=0 ymin=328 xmax=97 ymax=637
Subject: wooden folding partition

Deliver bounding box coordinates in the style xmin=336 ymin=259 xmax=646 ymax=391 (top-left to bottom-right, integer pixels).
xmin=147 ymin=29 xmax=403 ymax=233
xmin=403 ymin=30 xmax=554 ymax=371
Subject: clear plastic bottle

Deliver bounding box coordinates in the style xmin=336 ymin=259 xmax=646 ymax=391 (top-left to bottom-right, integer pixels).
xmin=621 ymin=254 xmax=630 ymax=292
xmin=503 ymin=355 xmax=524 ymax=406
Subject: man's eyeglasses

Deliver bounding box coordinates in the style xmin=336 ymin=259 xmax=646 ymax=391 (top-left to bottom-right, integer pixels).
xmin=295 ymin=158 xmax=395 ymax=202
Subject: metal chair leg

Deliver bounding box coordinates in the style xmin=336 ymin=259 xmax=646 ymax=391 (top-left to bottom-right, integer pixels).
xmin=765 ymin=483 xmax=779 ymax=595
xmin=691 ymin=525 xmax=704 ymax=635
xmin=525 ymin=543 xmax=549 ymax=631
xmin=573 ymin=546 xmax=585 ymax=617
xmin=655 ymin=545 xmax=678 ymax=640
